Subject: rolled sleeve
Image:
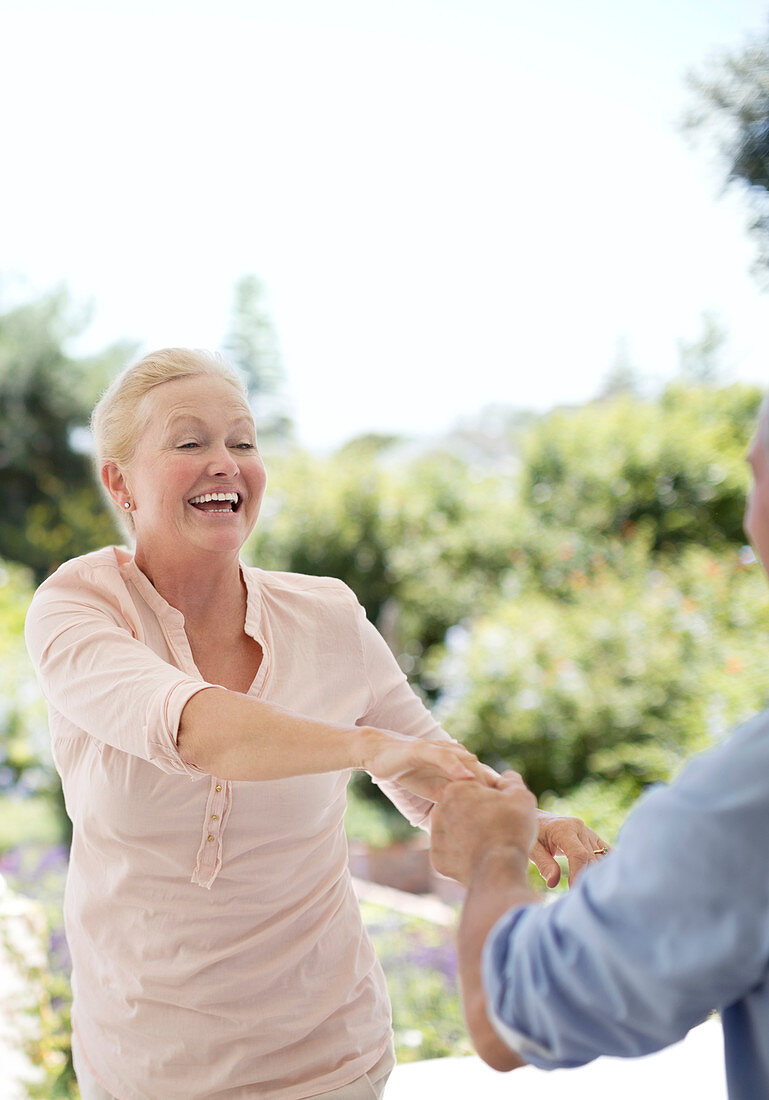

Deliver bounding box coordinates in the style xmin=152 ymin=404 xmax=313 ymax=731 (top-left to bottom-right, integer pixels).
xmin=25 ymin=559 xmax=212 ymax=777
xmin=483 ymin=907 xmax=561 ymax=1066
xmin=353 ymin=599 xmax=453 ymax=828
xmin=477 ymin=715 xmax=769 ymax=1071
xmin=479 ymin=869 xmax=712 ymax=1071
xmin=146 ymin=677 xmax=212 ymax=777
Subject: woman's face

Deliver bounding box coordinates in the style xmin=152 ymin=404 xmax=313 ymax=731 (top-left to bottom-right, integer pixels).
xmin=117 ymin=373 xmax=267 ymax=566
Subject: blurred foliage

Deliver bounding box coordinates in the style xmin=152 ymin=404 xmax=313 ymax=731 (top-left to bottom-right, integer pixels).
xmin=345 ymin=784 xmax=419 ymax=848
xmin=0 ymin=561 xmax=66 ymax=834
xmin=361 ymin=901 xmax=474 ymax=1062
xmin=433 ymin=544 xmax=769 ymax=807
xmin=685 ymin=27 xmax=769 ymax=272
xmin=1 ymin=844 xmax=77 ymax=1097
xmin=247 ymin=442 xmax=521 ymax=696
xmin=0 ymin=289 xmax=130 ymax=583
xmin=519 ymin=383 xmax=760 ymax=551
xmin=0 ymin=796 xmax=61 ymax=852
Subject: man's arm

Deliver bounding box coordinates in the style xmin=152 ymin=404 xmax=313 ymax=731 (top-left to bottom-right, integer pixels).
xmin=436 ymin=717 xmax=769 ymax=1074
xmin=458 ymin=846 xmax=540 ymax=1070
xmin=430 ymin=774 xmax=541 ymax=1070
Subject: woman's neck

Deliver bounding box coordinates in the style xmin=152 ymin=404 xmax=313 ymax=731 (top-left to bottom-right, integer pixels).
xmin=134 ymin=545 xmax=246 ymax=631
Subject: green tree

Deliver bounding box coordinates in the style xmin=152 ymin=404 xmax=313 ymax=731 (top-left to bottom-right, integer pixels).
xmin=686 ymin=30 xmax=769 ymax=269
xmin=598 ymin=337 xmax=641 ymax=399
xmin=518 ymin=382 xmax=760 ymax=553
xmin=0 ymin=290 xmax=133 ymax=582
xmin=247 ymin=381 xmax=767 ymax=834
xmin=223 ymin=274 xmax=292 ymax=443
xmin=677 ymin=311 xmax=729 ymax=384
xmin=246 ymin=441 xmax=522 ymax=695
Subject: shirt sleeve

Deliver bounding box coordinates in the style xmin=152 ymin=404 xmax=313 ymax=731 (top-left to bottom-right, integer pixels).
xmin=480 ymin=712 xmax=769 ymax=1069
xmin=353 ymin=599 xmax=454 ymax=829
xmin=25 ymin=561 xmax=211 ymax=778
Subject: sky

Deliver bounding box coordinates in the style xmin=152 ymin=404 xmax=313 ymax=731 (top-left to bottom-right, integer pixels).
xmin=1 ymin=0 xmax=768 ymax=450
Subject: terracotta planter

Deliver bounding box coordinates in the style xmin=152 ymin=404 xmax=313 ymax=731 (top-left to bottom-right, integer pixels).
xmin=348 ymin=836 xmax=466 ymax=901
xmin=348 ymin=835 xmax=432 ymax=894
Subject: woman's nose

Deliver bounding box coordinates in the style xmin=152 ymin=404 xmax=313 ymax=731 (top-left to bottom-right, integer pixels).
xmin=207 ymin=444 xmax=239 ymax=478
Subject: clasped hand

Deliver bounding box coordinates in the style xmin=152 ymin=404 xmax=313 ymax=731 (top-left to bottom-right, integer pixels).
xmin=365 ymin=732 xmax=609 ymax=888
xmin=430 ymin=770 xmax=611 ymax=889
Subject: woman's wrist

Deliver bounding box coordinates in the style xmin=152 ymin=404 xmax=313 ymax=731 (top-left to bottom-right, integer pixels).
xmin=354 ymin=726 xmax=392 ymax=774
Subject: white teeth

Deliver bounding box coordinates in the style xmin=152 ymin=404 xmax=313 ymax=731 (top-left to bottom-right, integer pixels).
xmin=189 ymin=492 xmax=239 ymax=505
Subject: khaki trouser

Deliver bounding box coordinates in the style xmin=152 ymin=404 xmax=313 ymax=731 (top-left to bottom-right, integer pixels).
xmin=72 ymin=1032 xmax=395 ymax=1100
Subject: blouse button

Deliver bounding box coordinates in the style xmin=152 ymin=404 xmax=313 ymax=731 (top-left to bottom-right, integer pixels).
xmin=207 ymin=835 xmax=215 ymax=842
xmin=215 ymin=784 xmax=222 ymax=792
xmin=211 ymin=815 xmax=218 ymax=822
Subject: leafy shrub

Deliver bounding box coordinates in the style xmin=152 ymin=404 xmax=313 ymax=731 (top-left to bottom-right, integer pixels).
xmin=246 ymin=446 xmax=521 ymax=696
xmin=519 ymin=383 xmax=760 ymax=550
xmin=435 ymin=545 xmax=769 ymax=807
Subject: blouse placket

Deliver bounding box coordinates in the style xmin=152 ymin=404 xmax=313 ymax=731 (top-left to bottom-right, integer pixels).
xmin=128 ymin=561 xmax=270 ymax=889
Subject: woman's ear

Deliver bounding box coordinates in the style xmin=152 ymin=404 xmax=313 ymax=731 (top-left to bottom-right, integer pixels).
xmin=102 ymin=462 xmax=130 ymax=509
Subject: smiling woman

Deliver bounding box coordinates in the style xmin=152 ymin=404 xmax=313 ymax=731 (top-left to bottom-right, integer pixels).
xmin=91 ymin=351 xmax=265 ymax=552
xmin=23 ymin=347 xmax=606 ymax=1100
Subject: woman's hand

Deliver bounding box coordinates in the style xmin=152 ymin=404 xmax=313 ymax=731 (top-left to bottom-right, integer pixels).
xmin=528 ymin=804 xmax=611 ymax=887
xmin=362 ymin=731 xmax=502 ymax=803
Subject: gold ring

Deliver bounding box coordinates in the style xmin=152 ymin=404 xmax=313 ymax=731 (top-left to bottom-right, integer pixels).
xmin=593 ymin=847 xmax=608 ymax=856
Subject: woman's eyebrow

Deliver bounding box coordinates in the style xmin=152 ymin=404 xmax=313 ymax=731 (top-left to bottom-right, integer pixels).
xmin=165 ymin=413 xmax=205 ymax=431
xmin=165 ymin=413 xmax=254 ymax=431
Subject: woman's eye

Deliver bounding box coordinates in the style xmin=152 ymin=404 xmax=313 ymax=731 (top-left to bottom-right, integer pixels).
xmin=234 ymin=442 xmax=255 ymax=450
xmin=179 ymin=442 xmax=199 ymax=449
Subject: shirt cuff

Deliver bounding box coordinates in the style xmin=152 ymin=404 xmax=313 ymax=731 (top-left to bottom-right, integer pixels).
xmin=146 ymin=679 xmax=213 ymax=778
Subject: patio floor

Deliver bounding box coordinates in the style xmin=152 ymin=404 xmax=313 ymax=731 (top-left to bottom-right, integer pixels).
xmin=389 ymin=1016 xmax=726 ymax=1099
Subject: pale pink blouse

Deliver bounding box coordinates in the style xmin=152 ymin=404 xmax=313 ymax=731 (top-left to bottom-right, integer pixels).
xmin=25 ymin=546 xmax=450 ymax=1100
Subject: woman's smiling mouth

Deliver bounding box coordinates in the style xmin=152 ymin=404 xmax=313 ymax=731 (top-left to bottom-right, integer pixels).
xmin=188 ymin=491 xmax=241 ymax=513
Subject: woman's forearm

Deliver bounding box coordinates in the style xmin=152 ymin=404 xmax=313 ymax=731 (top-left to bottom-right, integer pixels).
xmin=178 ymin=686 xmax=378 ymax=780
xmin=177 ymin=686 xmax=487 ymax=798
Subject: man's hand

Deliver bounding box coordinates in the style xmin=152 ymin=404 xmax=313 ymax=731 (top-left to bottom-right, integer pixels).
xmin=430 ymin=773 xmax=612 ymax=1074
xmin=430 ymin=769 xmax=611 ymax=889
xmin=430 ymin=772 xmax=538 ymax=887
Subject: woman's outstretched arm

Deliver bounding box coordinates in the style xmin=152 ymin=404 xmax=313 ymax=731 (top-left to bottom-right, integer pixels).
xmin=178 ymin=685 xmax=497 ymax=801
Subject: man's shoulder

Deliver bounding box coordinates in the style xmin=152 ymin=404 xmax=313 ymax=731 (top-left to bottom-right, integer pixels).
xmin=681 ymin=710 xmax=769 ymax=796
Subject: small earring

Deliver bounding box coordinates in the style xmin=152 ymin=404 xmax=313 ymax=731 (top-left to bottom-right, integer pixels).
xmin=123 ymin=501 xmax=131 ymax=510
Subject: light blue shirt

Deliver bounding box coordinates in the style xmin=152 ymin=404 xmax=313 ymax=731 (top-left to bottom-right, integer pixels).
xmin=482 ymin=710 xmax=769 ymax=1100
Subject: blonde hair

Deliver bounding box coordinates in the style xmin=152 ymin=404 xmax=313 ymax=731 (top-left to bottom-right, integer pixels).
xmin=91 ymin=347 xmax=250 ymax=534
